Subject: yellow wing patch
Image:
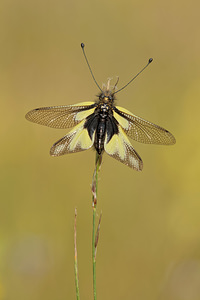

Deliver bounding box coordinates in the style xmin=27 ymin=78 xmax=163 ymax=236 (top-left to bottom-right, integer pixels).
xmin=75 ymin=107 xmax=95 ymax=121
xmin=104 ymin=127 xmax=143 ymax=171
xmin=113 ymin=109 xmax=129 ymax=129
xmin=50 ymin=120 xmax=94 ymax=156
xmin=105 ymin=131 xmax=125 ymax=160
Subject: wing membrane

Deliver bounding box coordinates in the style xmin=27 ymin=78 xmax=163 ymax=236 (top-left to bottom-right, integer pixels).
xmin=25 ymin=102 xmax=96 ymax=129
xmin=50 ymin=120 xmax=94 ymax=156
xmin=104 ymin=127 xmax=143 ymax=171
xmin=113 ymin=106 xmax=176 ymax=145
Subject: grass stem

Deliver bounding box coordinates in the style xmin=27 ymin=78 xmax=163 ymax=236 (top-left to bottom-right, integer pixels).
xmin=74 ymin=208 xmax=80 ymax=300
xmin=91 ymin=153 xmax=102 ymax=300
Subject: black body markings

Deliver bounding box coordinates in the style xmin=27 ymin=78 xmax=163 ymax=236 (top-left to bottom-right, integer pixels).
xmin=84 ymin=92 xmax=119 ymax=154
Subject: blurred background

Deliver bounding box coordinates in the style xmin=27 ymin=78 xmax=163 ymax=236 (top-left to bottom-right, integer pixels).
xmin=1 ymin=0 xmax=200 ymax=299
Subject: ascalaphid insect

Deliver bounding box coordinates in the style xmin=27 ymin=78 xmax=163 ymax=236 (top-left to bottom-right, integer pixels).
xmin=25 ymin=43 xmax=176 ymax=171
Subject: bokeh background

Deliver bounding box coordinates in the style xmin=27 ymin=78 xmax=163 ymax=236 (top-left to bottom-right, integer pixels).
xmin=1 ymin=0 xmax=200 ymax=299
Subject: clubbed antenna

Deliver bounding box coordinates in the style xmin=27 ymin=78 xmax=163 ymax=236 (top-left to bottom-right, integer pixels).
xmin=81 ymin=43 xmax=102 ymax=92
xmin=114 ymin=58 xmax=153 ymax=94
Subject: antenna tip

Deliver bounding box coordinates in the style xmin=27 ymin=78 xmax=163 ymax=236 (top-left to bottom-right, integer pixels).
xmin=81 ymin=43 xmax=85 ymax=49
xmin=148 ymin=58 xmax=153 ymax=63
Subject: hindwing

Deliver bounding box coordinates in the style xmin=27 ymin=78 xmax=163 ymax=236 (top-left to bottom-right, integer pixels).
xmin=104 ymin=126 xmax=143 ymax=171
xmin=50 ymin=120 xmax=95 ymax=156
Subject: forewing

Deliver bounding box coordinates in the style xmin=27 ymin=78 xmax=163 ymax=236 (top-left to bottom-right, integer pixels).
xmin=104 ymin=126 xmax=143 ymax=171
xmin=50 ymin=120 xmax=95 ymax=156
xmin=25 ymin=102 xmax=96 ymax=129
xmin=113 ymin=106 xmax=176 ymax=145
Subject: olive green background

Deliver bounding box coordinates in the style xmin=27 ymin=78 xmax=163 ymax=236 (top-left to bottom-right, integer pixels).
xmin=1 ymin=0 xmax=200 ymax=299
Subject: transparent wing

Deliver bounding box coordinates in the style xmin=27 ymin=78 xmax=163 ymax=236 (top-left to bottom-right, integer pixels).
xmin=25 ymin=102 xmax=96 ymax=129
xmin=113 ymin=106 xmax=176 ymax=145
xmin=104 ymin=126 xmax=143 ymax=171
xmin=50 ymin=120 xmax=94 ymax=156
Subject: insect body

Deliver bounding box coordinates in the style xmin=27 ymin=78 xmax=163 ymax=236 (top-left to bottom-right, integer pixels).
xmin=85 ymin=90 xmax=118 ymax=155
xmin=25 ymin=43 xmax=176 ymax=171
xmin=26 ymin=81 xmax=175 ymax=170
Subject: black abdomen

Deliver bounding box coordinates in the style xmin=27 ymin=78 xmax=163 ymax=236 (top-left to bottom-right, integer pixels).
xmin=94 ymin=115 xmax=119 ymax=154
xmin=94 ymin=118 xmax=106 ymax=154
xmin=84 ymin=108 xmax=119 ymax=155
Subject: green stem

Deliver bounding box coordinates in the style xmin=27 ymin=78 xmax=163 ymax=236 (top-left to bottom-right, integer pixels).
xmin=92 ymin=153 xmax=102 ymax=300
xmin=74 ymin=208 xmax=80 ymax=300
xmin=92 ymin=202 xmax=97 ymax=300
